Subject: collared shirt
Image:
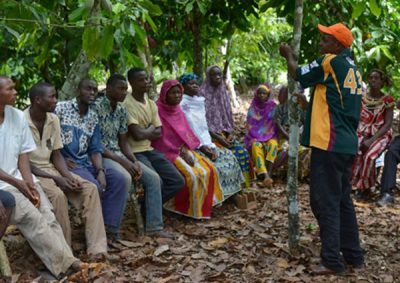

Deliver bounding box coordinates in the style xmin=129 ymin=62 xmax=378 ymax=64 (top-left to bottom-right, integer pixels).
xmin=296 ymin=48 xmax=362 ymax=155
xmin=93 ymin=95 xmax=127 ymax=155
xmin=24 ymin=108 xmax=63 ymax=169
xmin=0 ymin=106 xmax=37 ymax=189
xmin=55 ymin=98 xmax=103 ymax=168
xmin=122 ymin=93 xmax=161 ymax=153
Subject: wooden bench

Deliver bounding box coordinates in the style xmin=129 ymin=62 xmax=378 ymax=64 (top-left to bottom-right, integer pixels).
xmin=0 ymin=239 xmax=11 ymax=277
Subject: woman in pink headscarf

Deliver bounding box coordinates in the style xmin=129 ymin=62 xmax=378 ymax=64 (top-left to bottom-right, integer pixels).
xmin=152 ymin=80 xmax=223 ymax=219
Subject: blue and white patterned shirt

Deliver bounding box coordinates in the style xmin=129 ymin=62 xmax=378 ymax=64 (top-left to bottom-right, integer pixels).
xmin=55 ymin=98 xmax=103 ymax=168
xmin=93 ymin=95 xmax=128 ymax=156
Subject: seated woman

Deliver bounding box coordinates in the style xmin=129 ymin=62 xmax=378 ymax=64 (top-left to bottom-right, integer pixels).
xmin=273 ymin=86 xmax=310 ymax=180
xmin=244 ymin=84 xmax=279 ymax=187
xmin=152 ymin=80 xmax=223 ymax=219
xmin=179 ymin=73 xmax=243 ymax=198
xmin=0 ymin=190 xmax=15 ymax=239
xmin=199 ymin=65 xmax=252 ymax=187
xmin=352 ymin=69 xmax=394 ymax=199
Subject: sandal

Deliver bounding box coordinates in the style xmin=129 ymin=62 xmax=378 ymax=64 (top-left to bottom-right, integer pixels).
xmin=256 ymin=178 xmax=273 ymax=188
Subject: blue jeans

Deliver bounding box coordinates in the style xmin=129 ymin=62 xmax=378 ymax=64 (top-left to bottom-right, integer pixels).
xmin=135 ymin=150 xmax=184 ymax=203
xmin=103 ymin=158 xmax=163 ymax=232
xmin=71 ymin=165 xmax=128 ymax=235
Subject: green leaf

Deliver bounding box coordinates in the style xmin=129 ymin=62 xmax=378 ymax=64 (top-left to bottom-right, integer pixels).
xmin=369 ymin=0 xmax=381 ymax=17
xmin=98 ymin=25 xmax=114 ymax=59
xmin=133 ymin=22 xmax=146 ymax=45
xmin=137 ymin=0 xmax=162 ymax=16
xmin=82 ymin=26 xmax=100 ymax=61
xmin=185 ymin=1 xmax=194 ymax=14
xmin=144 ymin=13 xmax=158 ymax=33
xmin=69 ymin=6 xmax=86 ymax=22
xmin=380 ymin=45 xmax=394 ymax=61
xmin=4 ymin=26 xmax=20 ymax=38
xmin=351 ymin=2 xmax=364 ymax=19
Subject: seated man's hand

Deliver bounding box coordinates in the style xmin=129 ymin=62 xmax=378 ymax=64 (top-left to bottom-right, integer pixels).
xmin=121 ymin=159 xmax=143 ymax=181
xmin=55 ymin=176 xmax=82 ymax=192
xmin=65 ymin=159 xmax=77 ymax=170
xmin=96 ymin=170 xmax=107 ymax=193
xmin=14 ymin=179 xmax=39 ymax=206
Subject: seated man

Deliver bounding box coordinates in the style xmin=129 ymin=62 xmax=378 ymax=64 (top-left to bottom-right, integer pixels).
xmin=0 ymin=76 xmax=85 ymax=278
xmin=94 ymin=74 xmax=171 ymax=237
xmin=55 ymin=78 xmax=127 ymax=244
xmin=124 ymin=68 xmax=184 ymax=204
xmin=0 ymin=190 xmax=15 ymax=239
xmin=378 ymin=134 xmax=400 ymax=206
xmin=25 ymin=82 xmax=107 ymax=257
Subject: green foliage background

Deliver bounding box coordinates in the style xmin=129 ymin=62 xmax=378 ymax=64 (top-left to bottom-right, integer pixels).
xmin=0 ymin=0 xmax=399 ymax=106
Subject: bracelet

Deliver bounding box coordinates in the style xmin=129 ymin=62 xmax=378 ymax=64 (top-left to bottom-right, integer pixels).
xmin=96 ymin=168 xmax=105 ymax=174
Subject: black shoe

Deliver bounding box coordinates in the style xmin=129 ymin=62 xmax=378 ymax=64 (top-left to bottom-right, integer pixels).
xmin=377 ymin=193 xmax=394 ymax=206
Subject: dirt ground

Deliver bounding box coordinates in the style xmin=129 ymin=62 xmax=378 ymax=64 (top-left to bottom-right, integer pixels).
xmin=2 ymin=94 xmax=400 ymax=282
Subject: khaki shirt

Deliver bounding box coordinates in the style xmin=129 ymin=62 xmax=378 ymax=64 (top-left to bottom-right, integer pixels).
xmin=24 ymin=108 xmax=63 ymax=169
xmin=122 ymin=94 xmax=161 ymax=153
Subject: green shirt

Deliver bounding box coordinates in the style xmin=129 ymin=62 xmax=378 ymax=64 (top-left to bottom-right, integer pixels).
xmin=296 ymin=48 xmax=362 ymax=155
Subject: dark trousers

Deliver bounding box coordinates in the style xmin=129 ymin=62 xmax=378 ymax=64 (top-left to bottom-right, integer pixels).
xmin=310 ymin=148 xmax=364 ymax=272
xmin=136 ymin=150 xmax=185 ymax=203
xmin=381 ymin=136 xmax=400 ymax=195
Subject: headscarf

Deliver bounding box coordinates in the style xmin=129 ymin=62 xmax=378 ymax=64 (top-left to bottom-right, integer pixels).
xmin=198 ymin=65 xmax=234 ymax=133
xmin=244 ymin=83 xmax=278 ymax=148
xmin=151 ymin=79 xmax=200 ymax=162
xmin=179 ymin=73 xmax=199 ymax=86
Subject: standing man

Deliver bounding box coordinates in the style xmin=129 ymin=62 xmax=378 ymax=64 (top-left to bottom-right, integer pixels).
xmin=279 ymin=23 xmax=364 ymax=274
xmin=55 ymin=78 xmax=127 ymax=244
xmin=124 ymin=68 xmax=184 ymax=203
xmin=0 ymin=76 xmax=85 ymax=278
xmin=25 ymin=82 xmax=107 ymax=257
xmin=95 ymin=74 xmax=172 ymax=237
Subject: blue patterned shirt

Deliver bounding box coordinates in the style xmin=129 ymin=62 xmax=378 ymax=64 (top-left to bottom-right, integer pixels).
xmin=93 ymin=95 xmax=128 ymax=156
xmin=55 ymin=98 xmax=103 ymax=168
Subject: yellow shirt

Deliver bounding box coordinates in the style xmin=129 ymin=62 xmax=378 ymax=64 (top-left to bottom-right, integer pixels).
xmin=123 ymin=94 xmax=161 ymax=153
xmin=24 ymin=108 xmax=63 ymax=169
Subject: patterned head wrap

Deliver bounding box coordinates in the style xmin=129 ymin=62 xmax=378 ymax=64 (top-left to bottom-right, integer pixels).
xmin=179 ymin=73 xmax=199 ymax=86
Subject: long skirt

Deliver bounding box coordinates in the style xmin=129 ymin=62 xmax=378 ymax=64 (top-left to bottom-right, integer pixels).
xmin=352 ymin=134 xmax=391 ymax=190
xmin=164 ymin=151 xmax=223 ymax=219
xmin=198 ymin=147 xmax=243 ymax=199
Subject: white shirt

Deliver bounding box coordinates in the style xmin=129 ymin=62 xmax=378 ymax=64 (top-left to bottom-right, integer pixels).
xmin=0 ymin=106 xmax=37 ymax=189
xmin=180 ymin=94 xmax=216 ymax=149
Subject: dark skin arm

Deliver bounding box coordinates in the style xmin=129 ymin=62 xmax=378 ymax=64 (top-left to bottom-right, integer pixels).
xmin=279 ymin=43 xmax=298 ymax=80
xmin=180 ymin=146 xmax=195 ymax=166
xmin=199 ymin=145 xmax=217 ymax=161
xmin=90 ymin=152 xmax=107 ymax=191
xmin=117 ymin=133 xmax=142 ymax=180
xmin=34 ymin=150 xmax=83 ymax=192
xmin=103 ymin=140 xmax=142 ymax=181
xmin=276 ymin=122 xmax=289 ymax=140
xmin=210 ymin=131 xmax=232 ymax=148
xmin=128 ymin=124 xmax=161 ymax=141
xmin=361 ymin=107 xmax=394 ymax=153
xmin=0 ymin=154 xmax=40 ymax=206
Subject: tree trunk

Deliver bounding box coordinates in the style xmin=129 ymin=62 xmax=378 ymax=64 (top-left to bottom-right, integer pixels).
xmin=192 ymin=5 xmax=203 ymax=79
xmin=0 ymin=240 xmax=11 ymax=277
xmin=59 ymin=1 xmax=101 ymax=100
xmin=221 ymin=38 xmax=239 ymax=109
xmin=287 ymin=0 xmax=304 ymax=254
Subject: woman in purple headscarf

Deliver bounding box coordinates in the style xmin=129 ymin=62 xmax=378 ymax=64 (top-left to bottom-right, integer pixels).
xmin=199 ymin=65 xmax=252 ymax=187
xmin=244 ymin=84 xmax=279 ymax=187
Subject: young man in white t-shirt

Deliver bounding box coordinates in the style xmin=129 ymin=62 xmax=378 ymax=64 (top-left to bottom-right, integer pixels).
xmin=0 ymin=76 xmax=86 ymax=278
